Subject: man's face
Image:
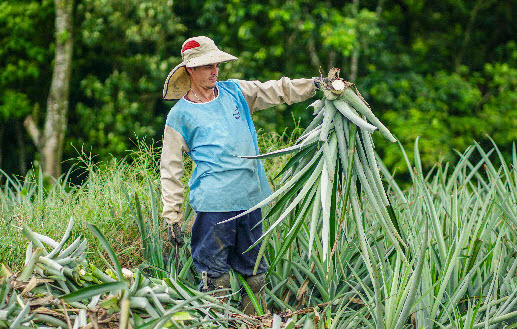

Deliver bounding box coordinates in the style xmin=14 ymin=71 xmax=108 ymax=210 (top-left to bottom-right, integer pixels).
xmin=188 ymin=64 xmax=219 ymax=90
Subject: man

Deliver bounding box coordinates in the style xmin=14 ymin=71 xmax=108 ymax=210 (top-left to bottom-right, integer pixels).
xmin=160 ymin=36 xmax=317 ymax=315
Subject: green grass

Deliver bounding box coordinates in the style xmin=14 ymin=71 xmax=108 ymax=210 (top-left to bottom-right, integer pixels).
xmin=0 ymin=140 xmax=163 ymax=271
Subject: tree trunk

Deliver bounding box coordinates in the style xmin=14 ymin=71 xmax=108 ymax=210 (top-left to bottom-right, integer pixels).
xmin=350 ymin=0 xmax=360 ymax=82
xmin=350 ymin=51 xmax=359 ymax=82
xmin=455 ymin=0 xmax=485 ymax=71
xmin=16 ymin=121 xmax=27 ymax=175
xmin=25 ymin=0 xmax=74 ymax=179
xmin=328 ymin=50 xmax=336 ymax=71
xmin=308 ymin=36 xmax=322 ymax=70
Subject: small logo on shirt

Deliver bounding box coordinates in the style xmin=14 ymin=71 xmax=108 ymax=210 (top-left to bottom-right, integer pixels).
xmin=232 ymin=106 xmax=241 ymax=119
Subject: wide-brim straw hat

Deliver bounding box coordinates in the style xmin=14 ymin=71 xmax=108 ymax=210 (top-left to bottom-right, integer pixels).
xmin=162 ymin=36 xmax=238 ymax=100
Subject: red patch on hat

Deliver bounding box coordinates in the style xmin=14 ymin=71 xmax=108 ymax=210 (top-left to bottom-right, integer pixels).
xmin=182 ymin=40 xmax=201 ymax=53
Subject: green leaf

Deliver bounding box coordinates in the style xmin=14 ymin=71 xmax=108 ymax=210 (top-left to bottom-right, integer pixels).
xmin=46 ymin=217 xmax=75 ymax=259
xmin=99 ymin=295 xmax=120 ymax=313
xmin=265 ymin=156 xmax=321 ymax=221
xmin=394 ymin=218 xmax=428 ymax=328
xmin=236 ymin=140 xmax=316 ymax=159
xmin=465 ymin=239 xmax=483 ymax=275
xmin=267 ymin=186 xmax=316 ymax=272
xmin=236 ymin=273 xmax=264 ymax=316
xmin=87 ymin=223 xmax=124 ymax=282
xmin=274 ymin=143 xmax=318 ymax=180
xmin=289 ymin=261 xmax=329 ymax=301
xmin=8 ymin=304 xmax=32 ymax=329
xmin=61 ymin=281 xmax=126 ymax=303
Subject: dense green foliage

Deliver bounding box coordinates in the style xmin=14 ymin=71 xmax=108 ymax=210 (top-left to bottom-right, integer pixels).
xmin=0 ymin=0 xmax=514 ymax=181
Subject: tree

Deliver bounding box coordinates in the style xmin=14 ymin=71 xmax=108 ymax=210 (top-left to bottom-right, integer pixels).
xmin=364 ymin=0 xmax=516 ymax=171
xmin=24 ymin=0 xmax=74 ymax=179
xmin=67 ymin=0 xmax=185 ymax=163
xmin=0 ymin=92 xmax=32 ymax=173
xmin=0 ymin=0 xmax=53 ymax=175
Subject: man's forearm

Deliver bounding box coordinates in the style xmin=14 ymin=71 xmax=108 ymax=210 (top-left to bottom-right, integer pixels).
xmin=237 ymin=77 xmax=316 ymax=113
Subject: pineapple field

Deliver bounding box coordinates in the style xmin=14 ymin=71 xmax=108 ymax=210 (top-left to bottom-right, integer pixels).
xmin=1 ymin=82 xmax=517 ymax=328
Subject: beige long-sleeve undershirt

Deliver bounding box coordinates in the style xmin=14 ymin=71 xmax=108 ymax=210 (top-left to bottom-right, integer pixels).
xmin=160 ymin=77 xmax=316 ymax=226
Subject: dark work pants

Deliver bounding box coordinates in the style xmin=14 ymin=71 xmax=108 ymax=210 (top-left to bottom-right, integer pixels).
xmin=190 ymin=208 xmax=268 ymax=279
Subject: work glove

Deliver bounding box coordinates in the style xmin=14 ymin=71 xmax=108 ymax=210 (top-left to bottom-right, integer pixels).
xmin=313 ymin=77 xmax=330 ymax=90
xmin=168 ymin=223 xmax=185 ymax=247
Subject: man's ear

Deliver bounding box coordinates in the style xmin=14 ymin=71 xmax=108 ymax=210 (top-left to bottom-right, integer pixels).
xmin=186 ymin=67 xmax=195 ymax=75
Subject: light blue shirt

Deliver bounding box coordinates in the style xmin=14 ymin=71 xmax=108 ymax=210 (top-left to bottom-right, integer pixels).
xmin=165 ymin=80 xmax=271 ymax=212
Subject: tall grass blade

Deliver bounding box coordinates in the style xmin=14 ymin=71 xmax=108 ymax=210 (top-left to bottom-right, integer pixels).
xmin=394 ymin=217 xmax=428 ymax=328
xmin=308 ymin=184 xmax=322 ymax=259
xmin=237 ymin=273 xmax=264 ymax=316
xmin=418 ymin=174 xmax=447 ymax=262
xmin=87 ymin=223 xmax=124 ymax=281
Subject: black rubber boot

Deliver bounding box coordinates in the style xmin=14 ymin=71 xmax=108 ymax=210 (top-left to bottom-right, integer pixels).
xmin=241 ymin=273 xmax=266 ymax=316
xmin=201 ymin=272 xmax=231 ymax=301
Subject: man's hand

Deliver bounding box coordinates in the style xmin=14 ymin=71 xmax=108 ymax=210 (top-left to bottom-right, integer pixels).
xmin=168 ymin=223 xmax=185 ymax=247
xmin=313 ymin=77 xmax=330 ymax=90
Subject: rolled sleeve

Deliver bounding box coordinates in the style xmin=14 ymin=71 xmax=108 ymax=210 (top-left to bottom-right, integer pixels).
xmin=237 ymin=77 xmax=316 ymax=113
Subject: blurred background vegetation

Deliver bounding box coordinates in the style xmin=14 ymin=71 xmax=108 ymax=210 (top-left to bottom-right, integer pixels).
xmin=0 ymin=0 xmax=515 ymax=184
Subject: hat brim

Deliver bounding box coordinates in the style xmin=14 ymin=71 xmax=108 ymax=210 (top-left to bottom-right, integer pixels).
xmin=185 ymin=49 xmax=237 ymax=68
xmin=162 ymin=50 xmax=238 ymax=100
xmin=162 ymin=65 xmax=190 ymax=100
